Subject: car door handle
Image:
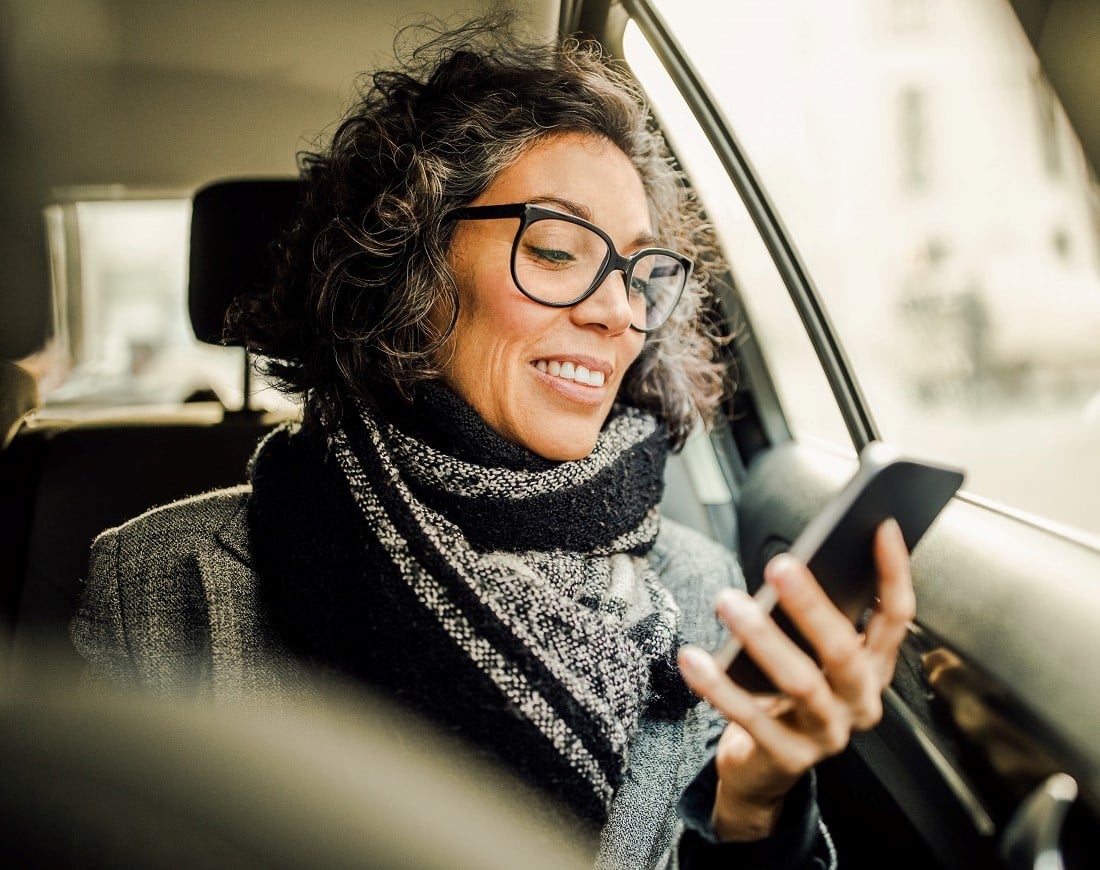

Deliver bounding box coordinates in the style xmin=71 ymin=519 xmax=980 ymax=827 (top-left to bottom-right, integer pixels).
xmin=997 ymin=772 xmax=1077 ymax=870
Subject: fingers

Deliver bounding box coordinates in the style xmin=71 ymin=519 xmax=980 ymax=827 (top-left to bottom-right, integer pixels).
xmin=764 ymin=555 xmax=867 ymax=700
xmin=864 ymin=518 xmax=916 ymax=668
xmin=711 ymin=589 xmax=863 ymax=754
xmin=687 ymin=518 xmax=914 ymax=757
xmin=753 ymin=555 xmax=878 ymax=727
xmin=678 ymin=643 xmax=785 ymax=737
xmin=767 ymin=519 xmax=914 ymax=696
xmin=715 ymin=585 xmax=835 ymax=722
xmin=738 ymin=519 xmax=912 ymax=727
xmin=678 ymin=520 xmax=918 ymax=834
xmin=678 ymin=645 xmax=825 ymax=774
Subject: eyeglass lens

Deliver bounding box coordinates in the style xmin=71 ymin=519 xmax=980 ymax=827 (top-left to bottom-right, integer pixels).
xmin=515 ymin=218 xmax=685 ymax=330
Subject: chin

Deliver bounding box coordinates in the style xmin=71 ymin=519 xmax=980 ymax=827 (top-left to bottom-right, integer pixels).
xmin=527 ymin=431 xmax=600 ymax=463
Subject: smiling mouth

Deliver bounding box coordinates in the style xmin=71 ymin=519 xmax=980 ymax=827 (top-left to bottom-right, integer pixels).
xmin=532 ymin=359 xmax=607 ymax=388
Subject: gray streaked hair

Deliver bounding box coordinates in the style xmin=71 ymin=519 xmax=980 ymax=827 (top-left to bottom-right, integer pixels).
xmin=230 ymin=16 xmax=726 ymax=449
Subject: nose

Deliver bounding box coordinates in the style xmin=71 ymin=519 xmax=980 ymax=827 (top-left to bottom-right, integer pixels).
xmin=570 ymin=269 xmax=635 ymax=333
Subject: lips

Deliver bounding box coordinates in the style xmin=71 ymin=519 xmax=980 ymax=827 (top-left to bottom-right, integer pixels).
xmin=532 ymin=358 xmax=607 ymax=387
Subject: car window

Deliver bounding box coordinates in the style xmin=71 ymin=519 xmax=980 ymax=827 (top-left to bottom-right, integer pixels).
xmin=39 ymin=196 xmax=289 ymax=413
xmin=640 ymin=0 xmax=1100 ymax=540
xmin=623 ymin=28 xmax=854 ymax=457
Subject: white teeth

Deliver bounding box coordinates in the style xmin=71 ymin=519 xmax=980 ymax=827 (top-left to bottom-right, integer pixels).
xmin=534 ymin=359 xmax=607 ymax=388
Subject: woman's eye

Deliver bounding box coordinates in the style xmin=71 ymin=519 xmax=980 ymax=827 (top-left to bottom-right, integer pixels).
xmin=527 ymin=245 xmax=576 ymax=265
xmin=629 ymin=276 xmax=652 ymax=299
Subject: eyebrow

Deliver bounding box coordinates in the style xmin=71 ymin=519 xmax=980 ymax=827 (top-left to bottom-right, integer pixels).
xmin=528 ymin=195 xmax=660 ymax=249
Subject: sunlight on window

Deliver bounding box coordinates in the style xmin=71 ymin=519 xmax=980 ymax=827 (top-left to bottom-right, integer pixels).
xmin=42 ymin=198 xmax=287 ymax=412
xmin=638 ymin=0 xmax=1100 ymax=539
xmin=623 ymin=23 xmax=854 ymax=456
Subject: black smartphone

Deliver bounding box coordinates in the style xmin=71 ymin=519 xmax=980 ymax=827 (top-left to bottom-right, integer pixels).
xmin=714 ymin=442 xmax=965 ymax=694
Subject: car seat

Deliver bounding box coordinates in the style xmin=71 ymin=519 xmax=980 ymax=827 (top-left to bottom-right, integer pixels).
xmin=0 ymin=361 xmax=37 ymax=450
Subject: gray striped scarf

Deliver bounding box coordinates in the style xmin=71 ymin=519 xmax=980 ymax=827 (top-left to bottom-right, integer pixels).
xmin=326 ymin=393 xmax=696 ymax=823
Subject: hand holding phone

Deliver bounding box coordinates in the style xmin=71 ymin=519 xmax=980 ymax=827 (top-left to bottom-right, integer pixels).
xmin=714 ymin=443 xmax=965 ymax=694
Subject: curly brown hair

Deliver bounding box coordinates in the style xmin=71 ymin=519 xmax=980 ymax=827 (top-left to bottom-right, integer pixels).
xmin=229 ymin=18 xmax=725 ymax=449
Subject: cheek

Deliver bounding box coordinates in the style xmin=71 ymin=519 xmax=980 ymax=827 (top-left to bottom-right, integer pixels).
xmin=442 ymin=273 xmax=526 ymax=391
xmin=622 ymin=333 xmax=646 ymax=373
xmin=455 ymin=266 xmax=538 ymax=347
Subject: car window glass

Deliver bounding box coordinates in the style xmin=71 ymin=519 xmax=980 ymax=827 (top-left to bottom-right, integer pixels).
xmin=624 ymin=26 xmax=854 ymax=456
xmin=40 ymin=197 xmax=290 ymax=413
xmin=647 ymin=0 xmax=1100 ymax=539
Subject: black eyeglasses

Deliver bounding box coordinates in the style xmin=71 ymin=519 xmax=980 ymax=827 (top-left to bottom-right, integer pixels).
xmin=445 ymin=202 xmax=692 ymax=333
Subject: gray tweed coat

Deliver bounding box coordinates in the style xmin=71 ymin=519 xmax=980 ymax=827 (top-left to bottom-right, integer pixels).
xmin=71 ymin=486 xmax=743 ymax=868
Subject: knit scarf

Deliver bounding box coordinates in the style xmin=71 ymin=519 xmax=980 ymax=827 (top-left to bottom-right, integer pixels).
xmin=248 ymin=386 xmax=696 ymax=826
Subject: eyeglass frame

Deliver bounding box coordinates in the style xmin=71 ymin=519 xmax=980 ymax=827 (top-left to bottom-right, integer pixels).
xmin=444 ymin=202 xmax=693 ymax=334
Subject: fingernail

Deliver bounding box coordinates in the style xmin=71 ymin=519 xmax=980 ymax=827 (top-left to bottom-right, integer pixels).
xmin=884 ymin=517 xmax=905 ymax=547
xmin=678 ymin=645 xmax=710 ymax=678
xmin=720 ymin=588 xmax=758 ymax=627
xmin=766 ymin=554 xmax=801 ymax=590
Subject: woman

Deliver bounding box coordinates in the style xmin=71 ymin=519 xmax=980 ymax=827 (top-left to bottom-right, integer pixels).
xmin=72 ymin=22 xmax=913 ymax=869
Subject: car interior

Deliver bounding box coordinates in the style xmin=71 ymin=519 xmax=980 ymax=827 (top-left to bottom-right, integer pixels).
xmin=2 ymin=0 xmax=1099 ymax=867
xmin=2 ymin=179 xmax=302 ymax=673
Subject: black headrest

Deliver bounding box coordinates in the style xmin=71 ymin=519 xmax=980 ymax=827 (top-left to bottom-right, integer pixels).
xmin=188 ymin=179 xmax=303 ymax=344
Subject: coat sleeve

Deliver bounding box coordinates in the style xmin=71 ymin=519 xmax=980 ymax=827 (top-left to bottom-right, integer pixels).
xmin=677 ymin=761 xmax=837 ymax=870
xmin=70 ymin=512 xmax=217 ymax=698
xmin=71 ymin=527 xmax=140 ymax=691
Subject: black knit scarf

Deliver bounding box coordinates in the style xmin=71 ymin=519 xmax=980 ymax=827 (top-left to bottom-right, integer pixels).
xmin=248 ymin=387 xmax=696 ymax=825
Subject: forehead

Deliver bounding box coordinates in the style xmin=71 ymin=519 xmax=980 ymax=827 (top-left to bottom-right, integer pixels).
xmin=479 ymin=132 xmax=652 ymax=235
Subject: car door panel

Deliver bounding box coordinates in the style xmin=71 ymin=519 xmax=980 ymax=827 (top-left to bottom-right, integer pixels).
xmin=734 ymin=436 xmax=1100 ymax=867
